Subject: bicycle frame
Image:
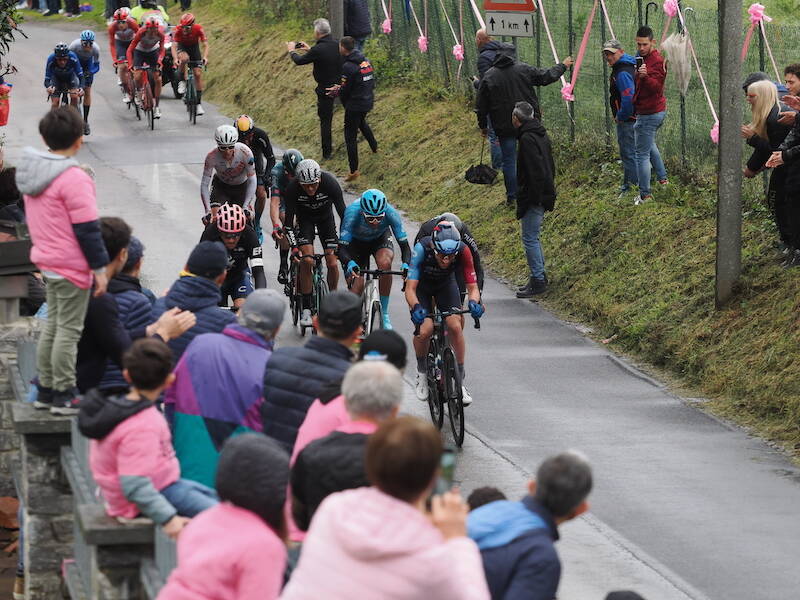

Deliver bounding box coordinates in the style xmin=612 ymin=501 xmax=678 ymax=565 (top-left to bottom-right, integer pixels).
xmin=293 ymin=252 xmax=328 ymax=336
xmin=357 ymin=268 xmax=406 ymax=335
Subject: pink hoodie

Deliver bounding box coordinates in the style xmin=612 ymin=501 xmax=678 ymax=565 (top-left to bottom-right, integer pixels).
xmin=159 ymin=502 xmax=287 ymax=600
xmin=290 ymin=395 xmax=349 ymax=464
xmin=280 ymin=487 xmax=490 ymax=600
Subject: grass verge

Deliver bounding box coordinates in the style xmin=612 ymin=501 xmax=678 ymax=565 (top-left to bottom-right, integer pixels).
xmin=189 ymin=0 xmax=800 ymax=453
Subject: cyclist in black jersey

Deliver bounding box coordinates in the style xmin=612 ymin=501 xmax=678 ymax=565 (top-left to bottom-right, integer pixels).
xmin=283 ymin=158 xmax=346 ymax=327
xmin=235 ymin=115 xmax=276 ymax=243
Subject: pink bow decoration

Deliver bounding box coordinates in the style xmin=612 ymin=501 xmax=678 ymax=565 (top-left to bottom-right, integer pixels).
xmin=561 ymin=84 xmax=575 ymax=102
xmin=710 ymin=121 xmax=719 ymax=144
xmin=663 ymin=0 xmax=678 ymax=17
xmin=748 ymin=3 xmax=771 ymax=25
xmin=381 ymin=18 xmax=392 ymax=34
xmin=418 ymin=36 xmax=428 ymax=52
xmin=452 ymin=44 xmax=464 ymax=61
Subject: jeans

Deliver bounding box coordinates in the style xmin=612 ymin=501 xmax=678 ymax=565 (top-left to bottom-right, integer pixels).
xmin=498 ymin=135 xmax=518 ymax=202
xmin=521 ymin=204 xmax=546 ymax=280
xmin=344 ymin=109 xmax=377 ymax=173
xmin=316 ymin=91 xmax=335 ymax=157
xmin=354 ymin=36 xmax=368 ymax=52
xmin=486 ymin=116 xmax=502 ymax=169
xmin=160 ymin=478 xmax=219 ymax=517
xmin=36 ymin=277 xmax=90 ymax=391
xmin=616 ymin=121 xmax=637 ymax=190
xmin=634 ymin=111 xmax=667 ymax=197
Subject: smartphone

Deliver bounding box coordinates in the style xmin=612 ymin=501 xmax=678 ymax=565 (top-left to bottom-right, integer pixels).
xmin=433 ymin=447 xmax=457 ymax=497
xmin=295 ymin=42 xmax=304 ymax=49
xmin=635 ymin=56 xmax=644 ymax=69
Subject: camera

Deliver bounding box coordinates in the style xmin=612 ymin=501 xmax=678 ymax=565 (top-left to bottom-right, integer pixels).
xmin=295 ymin=42 xmax=304 ymax=49
xmin=635 ymin=56 xmax=644 ymax=69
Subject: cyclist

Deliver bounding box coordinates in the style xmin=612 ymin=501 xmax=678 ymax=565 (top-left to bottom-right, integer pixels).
xmin=338 ymin=189 xmax=411 ymax=330
xmin=130 ymin=0 xmax=169 ymax=26
xmin=283 ymin=158 xmax=346 ymax=327
xmin=405 ymin=222 xmax=484 ymax=406
xmin=234 ymin=115 xmax=275 ymax=243
xmin=126 ymin=15 xmax=167 ymax=119
xmin=107 ymin=8 xmax=139 ymax=105
xmin=201 ymin=125 xmax=256 ymax=222
xmin=200 ymin=203 xmax=266 ymax=310
xmin=68 ymin=31 xmax=100 ymax=135
xmin=270 ymin=148 xmax=303 ymax=284
xmin=44 ymin=43 xmax=84 ymax=110
xmin=172 ymin=13 xmax=209 ymax=116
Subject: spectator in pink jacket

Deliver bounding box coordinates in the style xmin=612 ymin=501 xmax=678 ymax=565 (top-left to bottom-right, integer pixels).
xmin=16 ymin=107 xmax=110 ymax=413
xmin=281 ymin=416 xmax=490 ymax=600
xmin=159 ymin=434 xmax=290 ymax=600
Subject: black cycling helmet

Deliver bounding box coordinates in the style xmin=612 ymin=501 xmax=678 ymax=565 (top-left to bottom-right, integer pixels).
xmin=54 ymin=43 xmax=70 ymax=58
xmin=282 ymin=149 xmax=304 ymax=175
xmin=139 ymin=0 xmax=157 ymax=6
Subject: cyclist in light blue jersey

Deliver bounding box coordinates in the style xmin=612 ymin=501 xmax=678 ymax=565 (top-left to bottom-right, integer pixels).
xmin=338 ymin=189 xmax=411 ymax=329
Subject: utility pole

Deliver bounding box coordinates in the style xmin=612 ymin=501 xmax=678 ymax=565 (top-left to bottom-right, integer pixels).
xmin=330 ymin=0 xmax=345 ymax=40
xmin=715 ymin=0 xmax=743 ymax=308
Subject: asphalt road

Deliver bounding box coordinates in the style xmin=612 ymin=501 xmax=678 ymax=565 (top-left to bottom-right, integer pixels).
xmin=6 ymin=21 xmax=800 ymax=600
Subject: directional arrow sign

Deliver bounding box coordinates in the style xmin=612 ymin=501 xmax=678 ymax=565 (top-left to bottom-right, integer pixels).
xmin=485 ymin=11 xmax=534 ymax=37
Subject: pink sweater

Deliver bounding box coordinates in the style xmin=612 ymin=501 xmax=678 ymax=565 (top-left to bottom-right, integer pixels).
xmin=290 ymin=395 xmax=349 ymax=464
xmin=89 ymin=406 xmax=180 ymax=519
xmin=159 ymin=503 xmax=287 ymax=600
xmin=280 ymin=487 xmax=490 ymax=600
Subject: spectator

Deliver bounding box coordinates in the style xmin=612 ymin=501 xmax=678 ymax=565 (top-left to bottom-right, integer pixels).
xmin=476 ymin=51 xmax=572 ymax=207
xmin=467 ymin=451 xmax=592 ymax=600
xmin=344 ymin=0 xmax=371 ymax=52
xmin=633 ymin=26 xmax=668 ymax=205
xmin=260 ymin=290 xmax=361 ymax=453
xmin=0 ymin=166 xmax=24 ymax=222
xmin=74 ymin=218 xmax=195 ymax=404
xmin=78 ymin=339 xmax=218 ymax=539
xmin=286 ymin=18 xmax=343 ymax=160
xmin=743 ymin=71 xmax=789 ymax=102
xmin=327 ymin=35 xmax=377 ymax=182
xmin=0 ymin=219 xmax=45 ymax=318
xmin=291 ymin=360 xmax=403 ymax=533
xmin=166 ymin=289 xmax=286 ymax=488
xmin=281 ymin=416 xmax=491 ymax=599
xmin=511 ymin=101 xmax=556 ymax=299
xmin=98 ymin=236 xmax=154 ymax=392
xmin=778 ymin=64 xmax=800 ymax=126
xmin=467 ymin=487 xmax=507 ymax=511
xmin=158 ymin=434 xmax=289 ymax=600
xmin=151 ymin=241 xmax=236 ymax=359
xmin=16 ymin=107 xmax=109 ymax=412
xmin=602 ymin=40 xmax=637 ymax=199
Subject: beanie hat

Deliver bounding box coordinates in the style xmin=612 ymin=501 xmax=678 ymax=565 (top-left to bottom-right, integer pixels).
xmin=238 ymin=289 xmax=286 ymax=337
xmin=186 ymin=241 xmax=228 ymax=279
xmin=358 ymin=329 xmax=407 ymax=370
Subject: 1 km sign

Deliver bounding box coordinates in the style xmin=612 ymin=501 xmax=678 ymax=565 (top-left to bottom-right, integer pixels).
xmin=484 ymin=0 xmax=536 ymax=38
xmin=483 ymin=0 xmax=536 ymax=11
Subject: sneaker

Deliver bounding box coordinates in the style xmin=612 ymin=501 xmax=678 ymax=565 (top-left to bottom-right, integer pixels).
xmin=345 ymin=170 xmax=360 ymax=182
xmin=277 ymin=266 xmax=288 ymax=285
xmin=50 ymin=388 xmax=81 ymax=416
xmin=196 ymin=104 xmax=205 ymax=116
xmin=42 ymin=10 xmax=56 ymax=15
xmin=117 ymin=77 xmax=122 ymax=87
xmin=83 ymin=122 xmax=90 ymax=136
xmin=13 ymin=575 xmax=23 ymax=600
xmin=516 ymin=277 xmax=547 ymax=298
xmin=33 ymin=385 xmax=54 ymax=410
xmin=122 ymin=92 xmax=131 ymax=104
xmin=299 ymin=309 xmax=313 ymax=327
xmin=177 ymin=80 xmax=186 ymax=95
xmin=153 ymin=106 xmax=161 ymax=119
xmin=381 ymin=313 xmax=393 ymax=330
xmin=633 ymin=194 xmax=653 ymax=205
xmin=658 ymin=178 xmax=669 ymax=185
xmin=461 ymin=385 xmax=473 ymax=407
xmin=415 ymin=372 xmax=429 ymax=401
xmin=618 ymin=185 xmax=631 ymax=197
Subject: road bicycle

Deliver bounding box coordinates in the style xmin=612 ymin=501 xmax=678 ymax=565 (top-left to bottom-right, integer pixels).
xmin=135 ymin=64 xmax=159 ymax=131
xmin=354 ymin=268 xmax=406 ymax=336
xmin=182 ymin=60 xmax=204 ymax=125
xmin=286 ymin=252 xmax=329 ymax=337
xmin=115 ymin=60 xmax=140 ymax=120
xmin=415 ymin=308 xmax=480 ymax=447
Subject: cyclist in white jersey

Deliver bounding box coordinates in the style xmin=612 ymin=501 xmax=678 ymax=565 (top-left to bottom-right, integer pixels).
xmin=201 ymin=125 xmax=257 ymax=224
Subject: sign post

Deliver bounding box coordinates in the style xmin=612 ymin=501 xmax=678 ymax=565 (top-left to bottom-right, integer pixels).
xmin=483 ymin=0 xmax=536 ymax=38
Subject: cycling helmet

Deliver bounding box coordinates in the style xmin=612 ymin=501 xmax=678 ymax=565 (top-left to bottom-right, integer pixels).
xmin=234 ymin=114 xmax=254 ymax=134
xmin=437 ymin=212 xmax=463 ymax=230
xmin=143 ymin=15 xmax=161 ymax=29
xmin=54 ymin=43 xmax=70 ymax=58
xmin=179 ymin=13 xmax=195 ymax=27
xmin=360 ymin=189 xmax=387 ymax=217
xmin=295 ymin=159 xmax=321 ymax=185
xmin=138 ymin=0 xmax=157 ymax=7
xmin=216 ymin=204 xmax=247 ymax=234
xmin=113 ymin=7 xmax=131 ymax=20
xmin=281 ymin=149 xmax=304 ymax=174
xmin=214 ymin=125 xmax=239 ymax=147
xmin=432 ymin=221 xmax=462 ymax=255
xmin=80 ymin=30 xmax=95 ymax=42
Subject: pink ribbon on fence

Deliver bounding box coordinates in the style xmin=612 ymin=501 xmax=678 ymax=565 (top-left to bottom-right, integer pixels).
xmin=407 ymin=0 xmax=428 ymax=52
xmin=710 ymin=121 xmax=719 ymax=144
xmin=561 ymin=0 xmax=598 ymax=103
xmin=536 ymin=0 xmax=570 ymax=115
xmin=741 ymin=4 xmax=771 ymax=63
xmin=453 ymin=44 xmax=464 ymax=60
xmin=660 ymin=0 xmax=677 ymax=43
xmin=381 ymin=0 xmax=392 ymax=33
xmin=418 ymin=36 xmax=428 ymax=52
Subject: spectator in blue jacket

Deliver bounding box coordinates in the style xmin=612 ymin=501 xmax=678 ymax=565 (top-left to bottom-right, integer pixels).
xmin=467 ymin=451 xmax=593 ymax=600
xmin=603 ymin=40 xmax=637 ymax=196
xmin=344 ymin=0 xmax=371 ymax=52
xmin=151 ymin=241 xmax=236 ymax=360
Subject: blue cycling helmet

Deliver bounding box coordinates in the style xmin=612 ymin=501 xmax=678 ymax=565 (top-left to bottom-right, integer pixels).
xmin=432 ymin=221 xmax=462 ymax=255
xmin=54 ymin=43 xmax=70 ymax=57
xmin=360 ymin=189 xmax=387 ymax=217
xmin=80 ymin=30 xmax=95 ymax=42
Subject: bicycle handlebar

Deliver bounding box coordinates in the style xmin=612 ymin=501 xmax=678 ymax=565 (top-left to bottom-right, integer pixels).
xmin=413 ymin=308 xmax=481 ymax=336
xmin=359 ymin=269 xmax=407 ymax=277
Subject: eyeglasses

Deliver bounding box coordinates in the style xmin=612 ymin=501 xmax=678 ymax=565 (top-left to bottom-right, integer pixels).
xmin=220 ymin=232 xmax=241 ymax=240
xmin=218 ymin=145 xmax=235 ymax=151
xmin=363 ymin=213 xmax=385 ymax=224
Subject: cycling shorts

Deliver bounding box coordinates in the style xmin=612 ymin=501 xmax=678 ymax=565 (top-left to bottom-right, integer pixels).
xmin=348 ymin=230 xmax=395 ymax=269
xmin=220 ymin=268 xmax=253 ymax=303
xmin=296 ymin=214 xmax=338 ymax=249
xmin=83 ymin=72 xmax=94 ymax=87
xmin=415 ymin=276 xmax=462 ymax=315
xmin=115 ymin=39 xmax=132 ymax=62
xmin=51 ymin=73 xmax=80 ymax=93
xmin=210 ymin=176 xmax=248 ymax=207
xmin=178 ymin=43 xmax=203 ymax=65
xmin=133 ymin=49 xmax=160 ymax=69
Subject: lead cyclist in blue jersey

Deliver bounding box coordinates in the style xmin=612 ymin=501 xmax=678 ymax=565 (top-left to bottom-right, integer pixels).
xmin=338 ymin=189 xmax=411 ymax=329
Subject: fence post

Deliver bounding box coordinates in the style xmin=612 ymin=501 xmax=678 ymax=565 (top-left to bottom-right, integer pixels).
xmin=601 ymin=6 xmax=611 ymax=147
xmin=758 ymin=31 xmax=769 ymax=195
xmin=535 ymin=6 xmax=541 ymax=66
xmin=677 ymin=0 xmax=686 ymax=168
xmin=637 ymin=0 xmax=643 ymax=28
xmin=568 ymin=0 xmax=575 ymax=142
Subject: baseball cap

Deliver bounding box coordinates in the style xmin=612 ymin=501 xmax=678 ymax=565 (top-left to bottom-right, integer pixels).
xmin=602 ymin=39 xmax=623 ymax=52
xmin=238 ymin=289 xmax=286 ymax=336
xmin=318 ymin=290 xmax=362 ymax=337
xmin=186 ymin=241 xmax=228 ymax=279
xmin=358 ymin=329 xmax=407 ymax=370
xmin=123 ymin=236 xmax=144 ymax=272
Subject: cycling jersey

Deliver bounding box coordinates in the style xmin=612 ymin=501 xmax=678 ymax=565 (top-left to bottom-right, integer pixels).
xmin=44 ymin=52 xmax=84 ymax=89
xmin=68 ymin=40 xmax=100 ymax=74
xmin=130 ymin=5 xmax=169 ymax=26
xmin=338 ymin=199 xmax=411 ymax=266
xmin=416 ymin=217 xmax=484 ymax=291
xmin=126 ymin=26 xmax=166 ymax=67
xmin=172 ymin=23 xmax=206 ymax=47
xmin=200 ymin=224 xmax=263 ymax=277
xmin=240 ymin=127 xmax=275 ymax=185
xmin=107 ymin=18 xmax=139 ymax=61
xmin=283 ymin=171 xmax=345 ymax=226
xmin=200 ymin=143 xmax=256 ymax=213
xmin=407 ymin=236 xmax=477 ymax=285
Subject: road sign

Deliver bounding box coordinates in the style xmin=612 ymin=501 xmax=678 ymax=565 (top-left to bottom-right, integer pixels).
xmin=483 ymin=0 xmax=536 ymax=12
xmin=485 ymin=11 xmax=535 ymax=37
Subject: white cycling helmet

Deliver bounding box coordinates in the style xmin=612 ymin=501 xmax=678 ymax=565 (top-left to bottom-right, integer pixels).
xmin=295 ymin=159 xmax=321 ymax=185
xmin=214 ymin=125 xmax=238 ymax=147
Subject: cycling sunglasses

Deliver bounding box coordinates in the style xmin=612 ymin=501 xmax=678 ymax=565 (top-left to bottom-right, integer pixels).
xmin=220 ymin=232 xmax=241 ymax=240
xmin=217 ymin=144 xmax=235 ymax=151
xmin=363 ymin=213 xmax=385 ymax=224
xmin=434 ymin=251 xmax=457 ymax=262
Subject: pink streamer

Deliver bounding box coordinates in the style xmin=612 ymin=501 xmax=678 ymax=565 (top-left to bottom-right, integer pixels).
xmin=741 ymin=24 xmax=756 ymax=62
xmin=710 ymin=121 xmax=719 ymax=144
xmin=453 ymin=44 xmax=464 ymax=61
xmin=563 ymin=0 xmax=598 ymax=103
xmin=663 ymin=0 xmax=678 ymax=18
xmin=382 ymin=18 xmax=392 ymax=34
xmin=418 ymin=36 xmax=428 ymax=52
xmin=561 ymin=84 xmax=575 ymax=102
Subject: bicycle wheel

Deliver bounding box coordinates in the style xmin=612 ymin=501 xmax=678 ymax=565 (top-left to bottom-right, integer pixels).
xmin=312 ymin=277 xmax=329 ymax=335
xmin=185 ymin=77 xmax=197 ymax=124
xmin=368 ymin=301 xmax=383 ymax=334
xmin=443 ymin=347 xmax=465 ymax=447
xmin=426 ymin=337 xmax=444 ymax=430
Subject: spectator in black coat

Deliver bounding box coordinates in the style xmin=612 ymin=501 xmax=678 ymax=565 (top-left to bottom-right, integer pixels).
xmin=344 ymin=0 xmax=371 ymax=51
xmin=291 ymin=360 xmax=403 ymax=531
xmin=261 ymin=290 xmax=362 ymax=453
xmin=286 ymin=19 xmax=344 ymax=159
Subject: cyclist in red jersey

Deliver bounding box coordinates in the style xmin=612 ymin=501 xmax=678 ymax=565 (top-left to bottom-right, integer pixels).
xmin=171 ymin=13 xmax=209 ymax=116
xmin=126 ymin=16 xmax=166 ymax=118
xmin=108 ymin=8 xmax=139 ymax=104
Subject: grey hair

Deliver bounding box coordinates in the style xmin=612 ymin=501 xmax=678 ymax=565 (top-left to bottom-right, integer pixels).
xmin=342 ymin=361 xmax=403 ymax=421
xmin=513 ymin=101 xmax=535 ymax=123
xmin=534 ymin=450 xmax=593 ymax=517
xmin=314 ymin=18 xmax=331 ymax=36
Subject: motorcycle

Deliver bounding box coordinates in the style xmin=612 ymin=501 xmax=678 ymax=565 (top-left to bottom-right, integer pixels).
xmin=161 ymin=40 xmax=183 ymax=99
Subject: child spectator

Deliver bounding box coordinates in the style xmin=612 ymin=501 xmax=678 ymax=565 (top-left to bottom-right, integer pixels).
xmin=16 ymin=107 xmax=110 ymax=411
xmin=78 ymin=338 xmax=218 ymax=539
xmin=467 ymin=487 xmax=507 ymax=511
xmin=158 ymin=434 xmax=290 ymax=600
